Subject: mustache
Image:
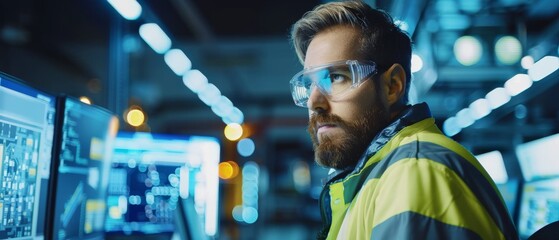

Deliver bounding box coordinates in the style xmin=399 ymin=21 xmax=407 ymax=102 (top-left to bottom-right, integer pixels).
xmin=308 ymin=113 xmax=347 ymax=132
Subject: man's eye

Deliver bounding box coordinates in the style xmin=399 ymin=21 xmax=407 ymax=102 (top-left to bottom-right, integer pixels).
xmin=330 ymin=73 xmax=348 ymax=83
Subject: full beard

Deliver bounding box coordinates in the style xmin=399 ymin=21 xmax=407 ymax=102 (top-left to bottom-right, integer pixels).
xmin=307 ymin=102 xmax=389 ymax=170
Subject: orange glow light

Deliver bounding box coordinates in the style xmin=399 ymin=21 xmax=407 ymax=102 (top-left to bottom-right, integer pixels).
xmin=219 ymin=161 xmax=239 ymax=180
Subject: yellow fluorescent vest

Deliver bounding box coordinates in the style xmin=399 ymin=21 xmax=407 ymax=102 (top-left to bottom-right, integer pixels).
xmin=320 ymin=104 xmax=518 ymax=240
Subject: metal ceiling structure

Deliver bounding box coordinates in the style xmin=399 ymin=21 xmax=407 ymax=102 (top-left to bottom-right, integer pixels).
xmin=0 ymin=0 xmax=557 ymax=147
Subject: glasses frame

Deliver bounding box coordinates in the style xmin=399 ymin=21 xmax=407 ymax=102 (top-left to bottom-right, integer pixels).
xmin=289 ymin=60 xmax=378 ymax=108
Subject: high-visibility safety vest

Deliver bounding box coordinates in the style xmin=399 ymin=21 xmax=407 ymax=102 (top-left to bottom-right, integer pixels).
xmin=319 ymin=103 xmax=518 ymax=240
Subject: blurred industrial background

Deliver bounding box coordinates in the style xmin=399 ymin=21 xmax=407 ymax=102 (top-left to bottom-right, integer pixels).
xmin=1 ymin=0 xmax=558 ymax=239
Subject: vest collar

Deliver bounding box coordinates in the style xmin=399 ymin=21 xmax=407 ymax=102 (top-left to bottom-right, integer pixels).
xmin=323 ymin=102 xmax=433 ymax=184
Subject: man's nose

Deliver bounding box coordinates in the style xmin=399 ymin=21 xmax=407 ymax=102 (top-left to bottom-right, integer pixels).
xmin=307 ymin=87 xmax=329 ymax=113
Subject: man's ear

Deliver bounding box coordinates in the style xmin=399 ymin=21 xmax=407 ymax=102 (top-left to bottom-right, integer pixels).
xmin=382 ymin=63 xmax=406 ymax=105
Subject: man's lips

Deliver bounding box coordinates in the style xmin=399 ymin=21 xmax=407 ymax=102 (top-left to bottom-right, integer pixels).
xmin=317 ymin=123 xmax=337 ymax=134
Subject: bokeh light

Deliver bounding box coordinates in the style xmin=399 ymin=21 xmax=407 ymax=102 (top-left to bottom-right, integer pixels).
xmin=495 ymin=36 xmax=522 ymax=65
xmin=218 ymin=161 xmax=239 ymax=180
xmin=237 ymin=138 xmax=255 ymax=157
xmin=224 ymin=123 xmax=243 ymax=141
xmin=126 ymin=108 xmax=145 ymax=127
xmin=454 ymin=35 xmax=483 ymax=66
xmin=79 ymin=96 xmax=92 ymax=105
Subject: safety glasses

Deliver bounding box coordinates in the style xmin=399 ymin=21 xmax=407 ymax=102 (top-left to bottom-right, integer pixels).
xmin=289 ymin=60 xmax=378 ymax=107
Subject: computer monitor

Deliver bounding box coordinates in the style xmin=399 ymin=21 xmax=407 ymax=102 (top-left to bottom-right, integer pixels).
xmin=517 ymin=178 xmax=559 ymax=239
xmin=516 ymin=133 xmax=559 ymax=181
xmin=0 ymin=72 xmax=56 ymax=239
xmin=46 ymin=96 xmax=119 ymax=240
xmin=475 ymin=150 xmax=509 ymax=184
xmin=105 ymin=132 xmax=220 ymax=239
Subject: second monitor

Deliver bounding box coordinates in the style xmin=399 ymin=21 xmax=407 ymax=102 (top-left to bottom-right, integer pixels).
xmin=46 ymin=96 xmax=119 ymax=240
xmin=105 ymin=132 xmax=220 ymax=239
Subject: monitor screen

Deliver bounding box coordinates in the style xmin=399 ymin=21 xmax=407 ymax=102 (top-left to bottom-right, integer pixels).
xmin=475 ymin=150 xmax=509 ymax=184
xmin=517 ymin=178 xmax=559 ymax=239
xmin=0 ymin=73 xmax=56 ymax=239
xmin=516 ymin=133 xmax=559 ymax=181
xmin=47 ymin=96 xmax=118 ymax=240
xmin=105 ymin=132 xmax=220 ymax=239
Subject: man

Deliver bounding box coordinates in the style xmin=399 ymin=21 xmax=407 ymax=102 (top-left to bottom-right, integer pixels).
xmin=288 ymin=1 xmax=518 ymax=239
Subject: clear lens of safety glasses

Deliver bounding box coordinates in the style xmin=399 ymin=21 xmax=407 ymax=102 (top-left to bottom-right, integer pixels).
xmin=289 ymin=60 xmax=377 ymax=107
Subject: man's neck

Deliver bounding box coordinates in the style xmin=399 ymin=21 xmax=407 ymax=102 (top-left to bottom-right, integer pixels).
xmin=389 ymin=103 xmax=409 ymax=120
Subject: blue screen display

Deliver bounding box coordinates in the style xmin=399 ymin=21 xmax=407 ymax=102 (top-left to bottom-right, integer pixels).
xmin=0 ymin=73 xmax=56 ymax=239
xmin=517 ymin=178 xmax=559 ymax=238
xmin=105 ymin=132 xmax=220 ymax=238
